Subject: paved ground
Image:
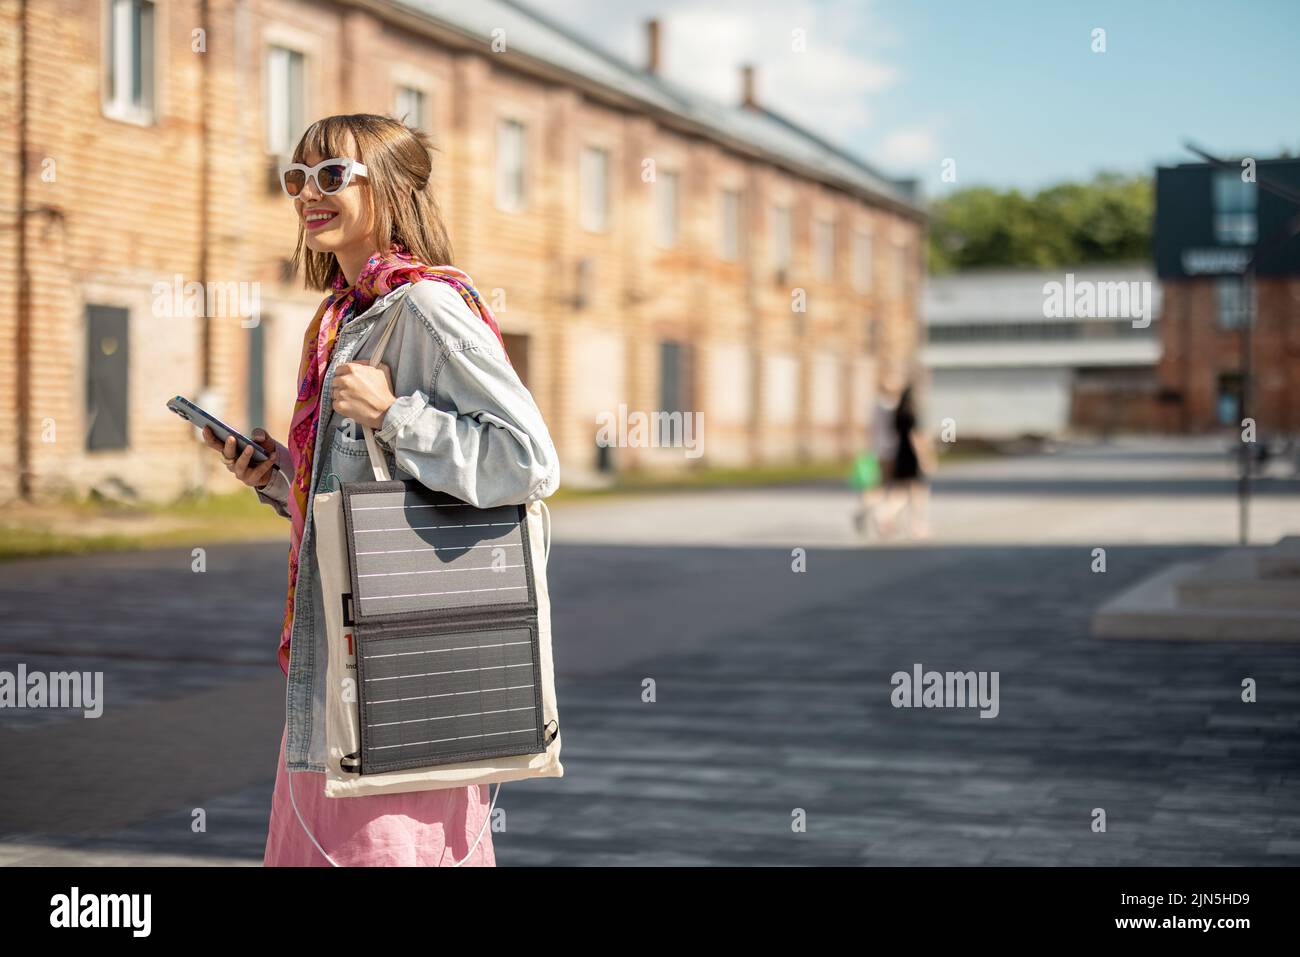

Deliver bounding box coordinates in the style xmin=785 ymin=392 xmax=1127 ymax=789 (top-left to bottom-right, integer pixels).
xmin=2 ymin=437 xmax=1298 ymax=865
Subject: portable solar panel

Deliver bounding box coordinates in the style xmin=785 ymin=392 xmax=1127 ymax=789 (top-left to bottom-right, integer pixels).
xmin=340 ymin=479 xmax=551 ymax=776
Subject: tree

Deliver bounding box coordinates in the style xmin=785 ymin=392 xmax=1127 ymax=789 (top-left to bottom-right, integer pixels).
xmin=927 ymin=172 xmax=1152 ymax=273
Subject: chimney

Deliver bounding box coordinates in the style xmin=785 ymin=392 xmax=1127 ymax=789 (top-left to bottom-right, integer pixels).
xmin=741 ymin=64 xmax=757 ymax=108
xmin=645 ymin=19 xmax=661 ymax=74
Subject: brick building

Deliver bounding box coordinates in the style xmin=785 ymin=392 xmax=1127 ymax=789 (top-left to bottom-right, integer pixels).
xmin=1 ymin=0 xmax=926 ymax=503
xmin=1154 ymin=158 xmax=1300 ymax=435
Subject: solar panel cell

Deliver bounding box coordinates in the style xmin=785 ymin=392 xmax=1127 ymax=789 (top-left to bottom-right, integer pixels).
xmin=342 ymin=481 xmax=546 ymax=775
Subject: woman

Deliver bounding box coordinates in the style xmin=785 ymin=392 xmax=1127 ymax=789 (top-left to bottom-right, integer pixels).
xmin=200 ymin=114 xmax=560 ymax=866
xmin=877 ymin=385 xmax=933 ymax=540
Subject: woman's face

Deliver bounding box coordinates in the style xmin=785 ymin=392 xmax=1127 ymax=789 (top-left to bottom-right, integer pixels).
xmin=295 ymin=133 xmax=374 ymax=262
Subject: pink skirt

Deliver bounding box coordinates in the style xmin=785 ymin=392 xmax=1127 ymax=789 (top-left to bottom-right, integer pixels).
xmin=263 ymin=724 xmax=497 ymax=867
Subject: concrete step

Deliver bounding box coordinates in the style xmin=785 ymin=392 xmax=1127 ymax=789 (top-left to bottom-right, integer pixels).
xmin=1093 ymin=562 xmax=1300 ymax=641
xmin=1257 ymin=536 xmax=1300 ymax=579
xmin=1177 ymin=549 xmax=1300 ymax=610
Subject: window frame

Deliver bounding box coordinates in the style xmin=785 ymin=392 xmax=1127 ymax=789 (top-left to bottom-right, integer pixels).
xmin=101 ymin=0 xmax=158 ymax=126
xmin=771 ymin=204 xmax=793 ymax=274
xmin=579 ymin=145 xmax=611 ymax=234
xmin=719 ymin=188 xmax=742 ymax=262
xmin=655 ymin=169 xmax=680 ymax=249
xmin=1211 ymin=170 xmax=1258 ymax=246
xmin=1216 ymin=371 xmax=1244 ymax=426
xmin=495 ymin=117 xmax=528 ymax=213
xmin=264 ymin=43 xmax=307 ymax=158
xmin=852 ymin=227 xmax=873 ymax=293
xmin=1215 ymin=275 xmax=1250 ymax=330
xmin=814 ymin=217 xmax=836 ymax=281
xmin=394 ymin=84 xmax=430 ymax=132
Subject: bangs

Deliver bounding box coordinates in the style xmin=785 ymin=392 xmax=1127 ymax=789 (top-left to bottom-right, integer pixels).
xmin=292 ymin=116 xmax=359 ymax=166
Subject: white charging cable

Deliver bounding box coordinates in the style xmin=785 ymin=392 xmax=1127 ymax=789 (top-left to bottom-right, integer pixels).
xmin=284 ymin=671 xmax=503 ymax=867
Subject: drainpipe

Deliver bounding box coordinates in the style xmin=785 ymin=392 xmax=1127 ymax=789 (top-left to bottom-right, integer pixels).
xmin=15 ymin=0 xmax=31 ymax=498
xmin=198 ymin=0 xmax=212 ymax=391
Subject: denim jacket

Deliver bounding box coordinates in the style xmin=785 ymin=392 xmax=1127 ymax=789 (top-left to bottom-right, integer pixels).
xmin=254 ymin=278 xmax=560 ymax=771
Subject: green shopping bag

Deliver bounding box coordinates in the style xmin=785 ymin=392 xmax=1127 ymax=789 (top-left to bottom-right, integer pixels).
xmin=849 ymin=451 xmax=881 ymax=491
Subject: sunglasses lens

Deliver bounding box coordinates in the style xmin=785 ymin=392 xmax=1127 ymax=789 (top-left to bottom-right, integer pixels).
xmin=318 ymin=163 xmax=349 ymax=193
xmin=283 ymin=169 xmax=306 ymax=197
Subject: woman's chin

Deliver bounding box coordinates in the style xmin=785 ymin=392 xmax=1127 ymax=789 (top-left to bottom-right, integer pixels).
xmin=304 ymin=234 xmax=337 ymax=254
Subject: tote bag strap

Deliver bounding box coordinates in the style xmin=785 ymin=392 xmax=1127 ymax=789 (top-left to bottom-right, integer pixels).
xmin=360 ymin=309 xmax=403 ymax=482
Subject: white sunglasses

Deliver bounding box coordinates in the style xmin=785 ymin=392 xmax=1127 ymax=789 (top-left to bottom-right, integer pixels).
xmin=280 ymin=157 xmax=369 ymax=199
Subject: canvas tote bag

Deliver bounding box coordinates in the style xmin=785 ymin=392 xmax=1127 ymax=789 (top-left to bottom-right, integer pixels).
xmin=311 ymin=305 xmax=562 ymax=800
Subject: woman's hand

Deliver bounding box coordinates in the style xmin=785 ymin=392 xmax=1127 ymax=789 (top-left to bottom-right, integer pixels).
xmin=201 ymin=426 xmax=281 ymax=489
xmin=332 ymin=361 xmax=397 ymax=431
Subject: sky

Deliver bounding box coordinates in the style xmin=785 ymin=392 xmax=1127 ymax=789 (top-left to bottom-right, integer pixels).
xmin=535 ymin=0 xmax=1300 ymax=198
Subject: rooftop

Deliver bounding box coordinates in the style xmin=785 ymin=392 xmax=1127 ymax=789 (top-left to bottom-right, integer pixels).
xmin=387 ymin=0 xmax=924 ymax=216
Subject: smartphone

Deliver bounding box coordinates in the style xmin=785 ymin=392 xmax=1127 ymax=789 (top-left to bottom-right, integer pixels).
xmin=166 ymin=395 xmax=277 ymax=469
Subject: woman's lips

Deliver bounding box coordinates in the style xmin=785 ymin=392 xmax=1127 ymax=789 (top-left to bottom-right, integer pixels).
xmin=303 ymin=210 xmax=339 ymax=231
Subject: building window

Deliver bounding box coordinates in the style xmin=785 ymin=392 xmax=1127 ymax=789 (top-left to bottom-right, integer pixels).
xmin=719 ymin=189 xmax=742 ymax=261
xmin=1216 ymin=372 xmax=1243 ymax=426
xmin=265 ymin=45 xmax=305 ymax=156
xmin=866 ymin=316 xmax=883 ymax=352
xmin=898 ymin=239 xmax=914 ymax=298
xmin=103 ymin=0 xmax=156 ymax=124
xmin=656 ymin=170 xmax=679 ymax=248
xmin=496 ymin=118 xmax=526 ymax=212
xmin=580 ymin=146 xmax=610 ymax=233
xmin=86 ymin=305 xmax=130 ymax=451
xmin=1213 ymin=170 xmax=1257 ymax=245
xmin=814 ymin=218 xmax=835 ymax=280
xmin=890 ymin=238 xmax=909 ymax=297
xmin=658 ymin=340 xmax=694 ymax=449
xmin=772 ymin=205 xmax=792 ymax=275
xmin=394 ymin=85 xmax=428 ymax=131
xmin=659 ymin=339 xmax=695 ymax=416
xmin=1215 ymin=277 xmax=1249 ymax=329
xmin=852 ymin=228 xmax=873 ymax=292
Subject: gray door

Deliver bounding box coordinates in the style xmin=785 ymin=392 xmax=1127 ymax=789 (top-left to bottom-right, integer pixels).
xmin=86 ymin=305 xmax=130 ymax=451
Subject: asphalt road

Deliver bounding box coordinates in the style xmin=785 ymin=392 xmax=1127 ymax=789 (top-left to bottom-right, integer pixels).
xmin=2 ymin=437 xmax=1298 ymax=865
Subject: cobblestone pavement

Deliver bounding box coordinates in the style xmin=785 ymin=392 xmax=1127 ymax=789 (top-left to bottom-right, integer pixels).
xmin=2 ymin=439 xmax=1297 ymax=865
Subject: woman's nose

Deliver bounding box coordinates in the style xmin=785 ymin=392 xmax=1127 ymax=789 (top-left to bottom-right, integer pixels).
xmin=297 ymin=177 xmax=324 ymax=203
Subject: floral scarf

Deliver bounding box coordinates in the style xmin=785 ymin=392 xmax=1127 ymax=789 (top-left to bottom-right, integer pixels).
xmin=276 ymin=244 xmax=506 ymax=675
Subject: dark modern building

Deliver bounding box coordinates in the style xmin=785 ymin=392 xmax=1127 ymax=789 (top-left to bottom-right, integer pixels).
xmin=1154 ymin=158 xmax=1300 ymax=434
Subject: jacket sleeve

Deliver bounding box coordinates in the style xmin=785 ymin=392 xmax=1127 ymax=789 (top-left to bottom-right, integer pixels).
xmin=252 ymin=462 xmax=292 ymax=519
xmin=372 ymin=280 xmax=560 ymax=508
xmin=249 ymin=435 xmax=293 ymax=519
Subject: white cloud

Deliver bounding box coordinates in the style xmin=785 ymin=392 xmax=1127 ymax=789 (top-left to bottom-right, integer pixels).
xmin=538 ymin=0 xmax=901 ymax=143
xmin=877 ymin=125 xmax=941 ymax=167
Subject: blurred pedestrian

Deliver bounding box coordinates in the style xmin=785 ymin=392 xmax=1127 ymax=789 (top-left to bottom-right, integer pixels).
xmin=853 ymin=377 xmax=901 ymax=537
xmin=876 ymin=384 xmax=934 ymax=540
